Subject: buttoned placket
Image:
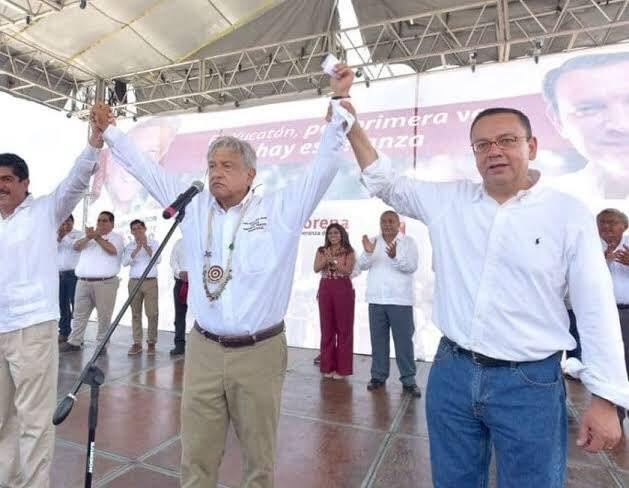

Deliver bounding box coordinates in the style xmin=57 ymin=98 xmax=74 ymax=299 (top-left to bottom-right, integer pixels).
xmin=468 ymin=191 xmax=531 ymax=350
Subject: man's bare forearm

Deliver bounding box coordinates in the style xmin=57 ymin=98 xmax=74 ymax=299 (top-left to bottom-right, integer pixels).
xmin=94 ymin=235 xmax=117 ymax=255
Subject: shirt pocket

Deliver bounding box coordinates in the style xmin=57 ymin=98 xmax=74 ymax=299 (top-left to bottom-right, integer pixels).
xmin=237 ymin=230 xmax=277 ymax=274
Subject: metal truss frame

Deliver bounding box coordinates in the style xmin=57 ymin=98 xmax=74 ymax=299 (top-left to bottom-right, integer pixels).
xmin=1 ymin=0 xmax=629 ymax=118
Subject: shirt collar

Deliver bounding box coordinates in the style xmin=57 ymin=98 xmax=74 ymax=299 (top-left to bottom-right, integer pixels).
xmin=1 ymin=194 xmax=33 ymax=221
xmin=472 ymin=169 xmax=544 ymax=203
xmin=209 ymin=187 xmax=255 ymax=213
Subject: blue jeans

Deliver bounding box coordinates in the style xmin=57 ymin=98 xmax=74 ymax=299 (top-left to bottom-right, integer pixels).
xmin=426 ymin=337 xmax=566 ymax=488
xmin=58 ymin=270 xmax=77 ymax=337
xmin=368 ymin=304 xmax=417 ymax=386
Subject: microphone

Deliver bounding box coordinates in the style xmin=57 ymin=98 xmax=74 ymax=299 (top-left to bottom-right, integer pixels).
xmin=162 ymin=181 xmax=204 ymax=219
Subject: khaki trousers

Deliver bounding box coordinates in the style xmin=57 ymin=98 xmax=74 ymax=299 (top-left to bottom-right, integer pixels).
xmin=0 ymin=321 xmax=58 ymax=488
xmin=68 ymin=277 xmax=119 ymax=347
xmin=181 ymin=327 xmax=287 ymax=488
xmin=128 ymin=278 xmax=159 ymax=344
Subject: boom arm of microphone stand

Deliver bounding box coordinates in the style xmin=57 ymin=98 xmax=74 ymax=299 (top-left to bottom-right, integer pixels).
xmin=52 ymin=208 xmax=187 ymax=426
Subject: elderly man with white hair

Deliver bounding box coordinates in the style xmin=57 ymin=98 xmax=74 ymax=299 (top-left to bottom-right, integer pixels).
xmin=90 ymin=63 xmax=355 ymax=488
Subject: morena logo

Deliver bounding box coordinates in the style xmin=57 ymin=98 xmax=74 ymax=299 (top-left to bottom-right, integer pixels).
xmin=303 ymin=218 xmax=349 ymax=230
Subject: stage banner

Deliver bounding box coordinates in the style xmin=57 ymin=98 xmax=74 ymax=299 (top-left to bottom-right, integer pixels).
xmin=77 ymin=43 xmax=629 ymax=359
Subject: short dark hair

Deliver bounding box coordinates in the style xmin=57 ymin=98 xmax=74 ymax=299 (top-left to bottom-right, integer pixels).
xmin=0 ymin=153 xmax=29 ymax=181
xmin=380 ymin=210 xmax=399 ymax=221
xmin=543 ymin=52 xmax=629 ymax=114
xmin=130 ymin=219 xmax=146 ymax=229
xmin=99 ymin=211 xmax=115 ymax=223
xmin=470 ymin=107 xmax=532 ymax=140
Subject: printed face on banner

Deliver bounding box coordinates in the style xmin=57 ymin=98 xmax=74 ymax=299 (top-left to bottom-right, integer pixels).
xmin=551 ymin=60 xmax=629 ymax=179
xmin=92 ymin=120 xmax=179 ymax=212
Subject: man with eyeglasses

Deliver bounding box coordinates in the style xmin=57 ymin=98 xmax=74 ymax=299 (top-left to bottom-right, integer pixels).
xmin=60 ymin=211 xmax=124 ymax=352
xmin=341 ymin=91 xmax=628 ymax=485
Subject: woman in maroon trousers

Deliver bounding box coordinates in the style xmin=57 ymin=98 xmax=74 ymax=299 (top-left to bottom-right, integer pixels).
xmin=313 ymin=223 xmax=356 ymax=378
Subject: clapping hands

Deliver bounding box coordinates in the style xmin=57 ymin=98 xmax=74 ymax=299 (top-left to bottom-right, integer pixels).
xmin=613 ymin=245 xmax=629 ymax=266
xmin=85 ymin=226 xmax=97 ymax=239
xmin=362 ymin=235 xmax=375 ymax=253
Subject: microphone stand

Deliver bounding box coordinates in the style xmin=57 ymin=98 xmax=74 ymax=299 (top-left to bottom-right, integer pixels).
xmin=53 ymin=208 xmax=187 ymax=488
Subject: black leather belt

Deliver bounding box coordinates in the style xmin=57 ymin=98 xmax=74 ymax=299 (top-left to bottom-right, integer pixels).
xmin=618 ymin=304 xmax=629 ymax=310
xmin=443 ymin=337 xmax=518 ymax=367
xmin=129 ymin=277 xmax=157 ymax=280
xmin=194 ymin=321 xmax=284 ymax=348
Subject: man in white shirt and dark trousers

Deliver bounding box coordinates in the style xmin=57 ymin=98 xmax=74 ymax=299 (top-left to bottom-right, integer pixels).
xmin=170 ymin=237 xmax=188 ymax=356
xmin=123 ymin=219 xmax=161 ymax=356
xmin=0 ymin=134 xmax=100 ymax=488
xmin=341 ymin=88 xmax=628 ymax=486
xmin=91 ymin=63 xmax=353 ymax=488
xmin=60 ymin=211 xmax=124 ymax=352
xmin=358 ymin=210 xmax=421 ymax=397
xmin=57 ymin=213 xmax=82 ymax=343
xmin=597 ymin=208 xmax=629 ymax=427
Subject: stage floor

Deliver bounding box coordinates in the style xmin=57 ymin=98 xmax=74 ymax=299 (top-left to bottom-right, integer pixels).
xmin=52 ymin=325 xmax=629 ymax=487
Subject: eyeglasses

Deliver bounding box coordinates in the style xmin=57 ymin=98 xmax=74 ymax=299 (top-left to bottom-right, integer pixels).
xmin=471 ymin=135 xmax=529 ymax=154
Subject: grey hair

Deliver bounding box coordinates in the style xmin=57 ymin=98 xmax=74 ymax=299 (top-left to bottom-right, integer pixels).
xmin=597 ymin=208 xmax=629 ymax=227
xmin=207 ymin=136 xmax=257 ymax=170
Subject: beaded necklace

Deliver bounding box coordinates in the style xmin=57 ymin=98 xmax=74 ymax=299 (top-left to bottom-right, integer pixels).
xmin=202 ymin=195 xmax=253 ymax=301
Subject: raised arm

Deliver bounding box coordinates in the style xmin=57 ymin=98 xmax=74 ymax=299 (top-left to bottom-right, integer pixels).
xmin=276 ymin=66 xmax=355 ymax=232
xmin=92 ymin=103 xmax=186 ymax=207
xmin=51 ymin=126 xmax=102 ymax=225
xmin=341 ymin=101 xmax=463 ymax=226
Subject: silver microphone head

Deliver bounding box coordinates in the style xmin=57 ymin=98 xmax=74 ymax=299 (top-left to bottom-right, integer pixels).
xmin=191 ymin=180 xmax=204 ymax=191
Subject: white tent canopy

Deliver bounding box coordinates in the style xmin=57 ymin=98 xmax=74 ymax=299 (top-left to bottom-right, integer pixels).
xmin=1 ymin=0 xmax=629 ymax=118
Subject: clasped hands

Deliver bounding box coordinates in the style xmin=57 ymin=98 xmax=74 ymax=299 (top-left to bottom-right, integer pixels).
xmin=88 ymin=101 xmax=115 ymax=148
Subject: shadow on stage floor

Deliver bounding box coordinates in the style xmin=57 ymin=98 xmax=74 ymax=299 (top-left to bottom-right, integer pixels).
xmin=52 ymin=325 xmax=629 ymax=487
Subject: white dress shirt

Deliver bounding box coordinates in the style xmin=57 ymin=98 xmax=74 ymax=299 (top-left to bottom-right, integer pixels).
xmin=57 ymin=229 xmax=82 ymax=271
xmin=604 ymin=234 xmax=629 ymax=305
xmin=122 ymin=238 xmax=161 ymax=278
xmin=170 ymin=238 xmax=187 ymax=280
xmin=74 ymin=232 xmax=125 ymax=278
xmin=357 ymin=233 xmax=418 ymax=306
xmin=0 ymin=146 xmax=99 ymax=333
xmin=361 ymin=154 xmax=629 ymax=407
xmin=103 ymin=107 xmax=348 ymax=335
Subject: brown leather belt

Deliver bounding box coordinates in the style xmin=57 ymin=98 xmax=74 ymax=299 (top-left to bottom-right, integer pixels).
xmin=194 ymin=321 xmax=284 ymax=348
xmin=78 ymin=276 xmax=116 ymax=282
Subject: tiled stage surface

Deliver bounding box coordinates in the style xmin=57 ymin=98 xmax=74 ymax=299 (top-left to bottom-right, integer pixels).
xmin=52 ymin=325 xmax=629 ymax=487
